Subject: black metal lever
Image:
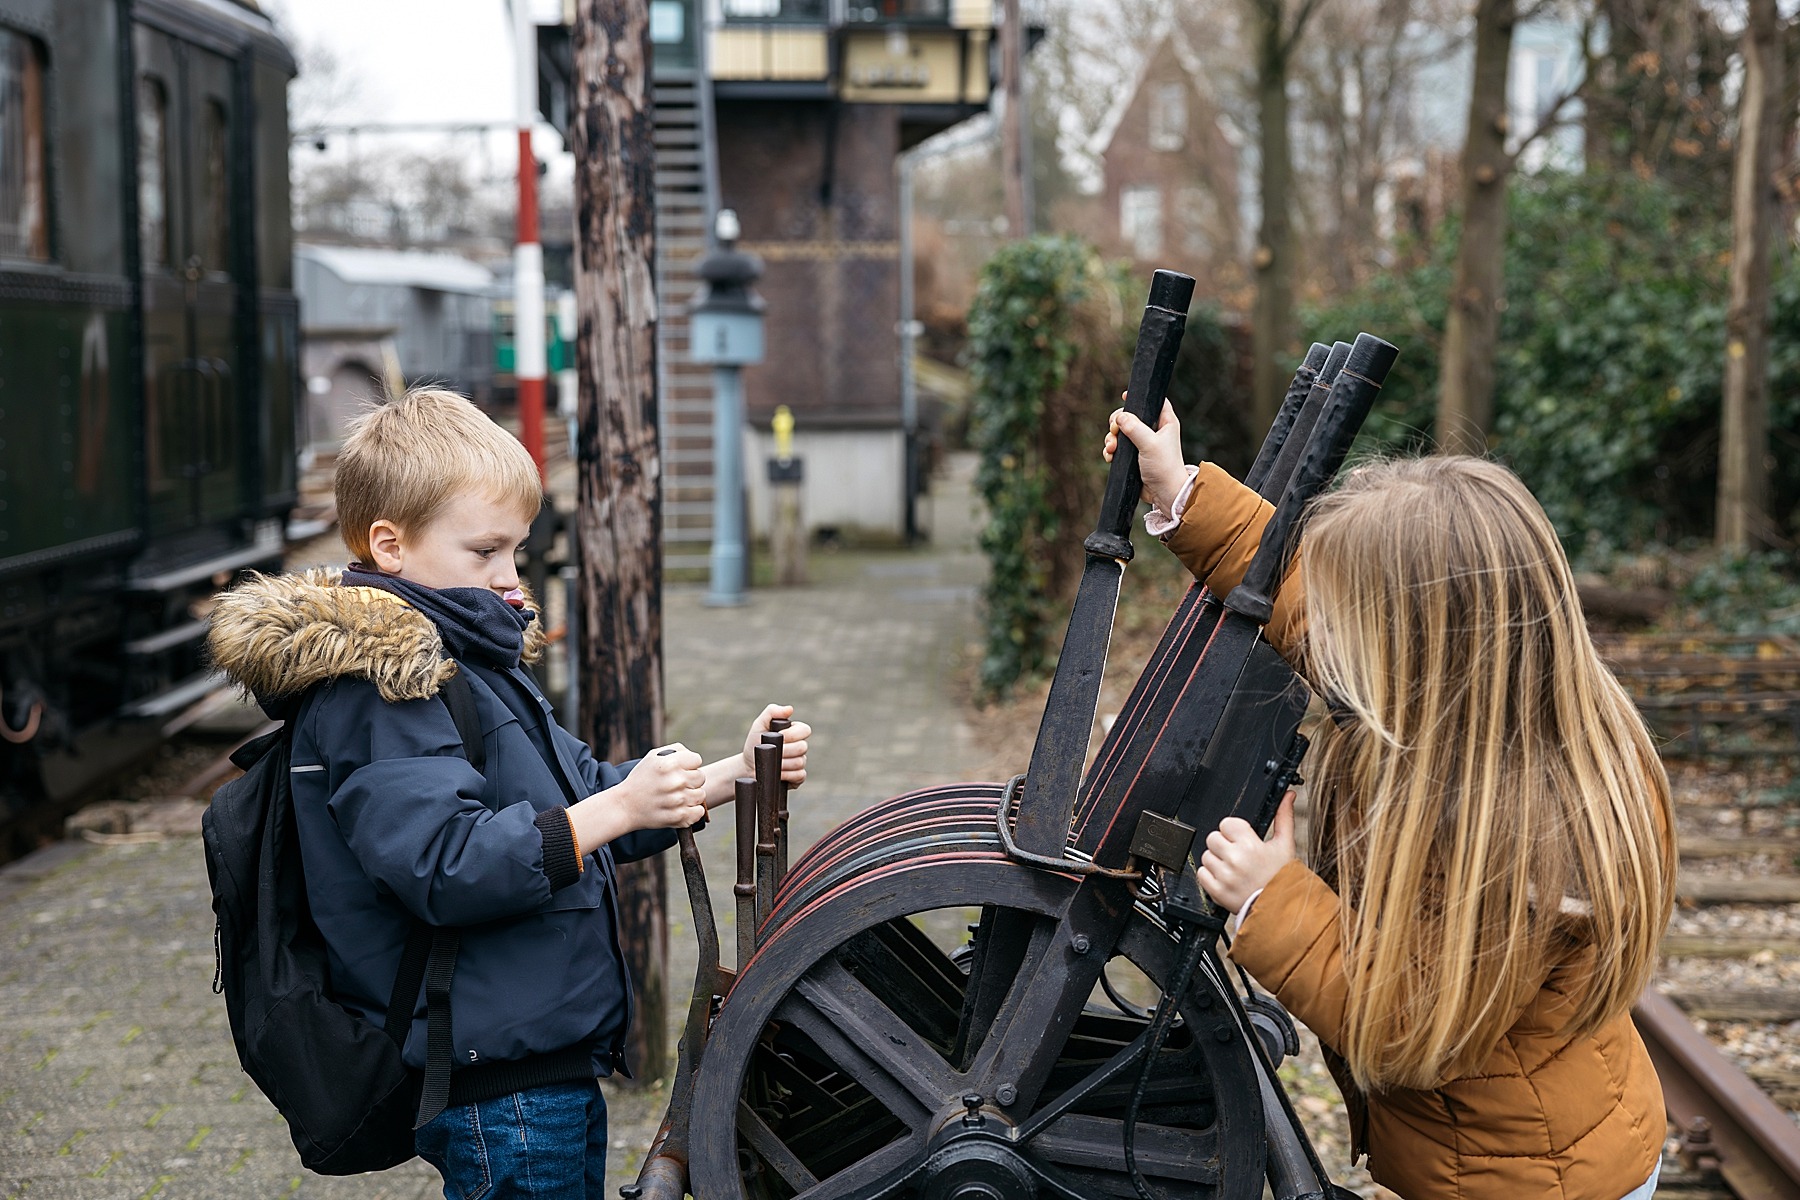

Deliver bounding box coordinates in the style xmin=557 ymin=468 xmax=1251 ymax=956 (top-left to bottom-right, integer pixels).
xmin=1243 ymin=342 xmax=1329 ymax=496
xmin=1227 ymin=333 xmax=1399 ymax=624
xmin=1088 ymin=269 xmax=1195 ymax=561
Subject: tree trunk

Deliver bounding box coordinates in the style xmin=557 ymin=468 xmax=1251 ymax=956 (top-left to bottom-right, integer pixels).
xmin=1717 ymin=0 xmax=1782 ymax=550
xmin=1436 ymin=0 xmax=1514 ymax=456
xmin=1250 ymin=3 xmax=1295 ymax=433
xmin=1000 ymin=0 xmax=1029 ymax=237
xmin=571 ymin=0 xmax=669 ymax=1085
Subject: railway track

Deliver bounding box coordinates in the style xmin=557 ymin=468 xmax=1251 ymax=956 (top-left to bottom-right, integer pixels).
xmin=1592 ymin=633 xmax=1800 ymax=1199
xmin=1635 ymin=990 xmax=1800 ymax=1199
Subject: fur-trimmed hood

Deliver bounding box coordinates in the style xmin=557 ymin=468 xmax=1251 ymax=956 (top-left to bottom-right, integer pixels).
xmin=208 ymin=567 xmax=545 ymax=706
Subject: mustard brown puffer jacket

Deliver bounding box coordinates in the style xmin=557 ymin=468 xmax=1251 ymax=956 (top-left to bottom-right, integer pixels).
xmin=1164 ymin=463 xmax=1666 ymax=1200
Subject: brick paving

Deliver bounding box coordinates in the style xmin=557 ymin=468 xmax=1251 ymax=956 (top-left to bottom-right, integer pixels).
xmin=0 ymin=457 xmax=989 ymax=1200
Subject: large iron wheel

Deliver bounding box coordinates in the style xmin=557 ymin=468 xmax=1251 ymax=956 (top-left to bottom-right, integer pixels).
xmin=688 ymin=792 xmax=1265 ymax=1200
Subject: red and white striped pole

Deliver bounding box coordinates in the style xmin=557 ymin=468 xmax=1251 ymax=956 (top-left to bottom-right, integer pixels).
xmin=513 ymin=0 xmax=547 ymax=480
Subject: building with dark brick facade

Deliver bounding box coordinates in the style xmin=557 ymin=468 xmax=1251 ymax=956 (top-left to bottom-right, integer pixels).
xmin=709 ymin=2 xmax=1003 ymax=544
xmin=543 ymin=0 xmax=1021 ymax=557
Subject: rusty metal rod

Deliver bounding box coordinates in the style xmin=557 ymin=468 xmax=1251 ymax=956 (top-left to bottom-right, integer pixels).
xmin=734 ymin=776 xmax=757 ymax=971
xmin=753 ymin=741 xmax=782 ymax=932
xmin=1634 ymin=987 xmax=1800 ymax=1199
xmin=763 ymin=716 xmax=792 ymax=885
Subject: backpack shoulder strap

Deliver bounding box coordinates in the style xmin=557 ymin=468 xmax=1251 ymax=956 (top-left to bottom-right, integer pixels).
xmin=396 ymin=668 xmax=485 ymax=1129
xmin=438 ymin=670 xmax=486 ymax=775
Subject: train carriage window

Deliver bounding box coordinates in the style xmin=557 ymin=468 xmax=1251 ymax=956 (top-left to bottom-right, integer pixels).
xmin=0 ymin=28 xmax=49 ymax=262
xmin=202 ymin=99 xmax=229 ymax=271
xmin=137 ymin=76 xmax=171 ymax=268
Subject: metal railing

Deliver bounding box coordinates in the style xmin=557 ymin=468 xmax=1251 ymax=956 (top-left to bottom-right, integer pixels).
xmin=720 ymin=0 xmax=957 ymax=24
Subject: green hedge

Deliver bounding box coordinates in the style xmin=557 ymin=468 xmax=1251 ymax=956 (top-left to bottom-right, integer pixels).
xmin=967 ymin=236 xmax=1131 ymax=696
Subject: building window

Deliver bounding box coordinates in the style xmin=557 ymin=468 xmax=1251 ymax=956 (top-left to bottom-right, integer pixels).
xmin=1121 ymin=185 xmax=1163 ymax=259
xmin=202 ymin=99 xmax=230 ymax=272
xmin=138 ymin=76 xmax=171 ymax=268
xmin=723 ymin=0 xmax=828 ymax=19
xmin=0 ymin=28 xmax=49 ymax=262
xmin=650 ymin=1 xmax=685 ymax=42
xmin=1148 ymin=81 xmax=1187 ymax=152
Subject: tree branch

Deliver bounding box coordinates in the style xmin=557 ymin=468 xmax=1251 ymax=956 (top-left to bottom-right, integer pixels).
xmin=1506 ymin=71 xmax=1585 ymax=163
xmin=1280 ymin=0 xmax=1329 ymax=60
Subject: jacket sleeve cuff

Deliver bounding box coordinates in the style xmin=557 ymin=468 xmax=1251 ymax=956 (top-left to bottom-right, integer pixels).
xmin=1144 ymin=465 xmax=1201 ymax=538
xmin=534 ymin=807 xmax=584 ymax=892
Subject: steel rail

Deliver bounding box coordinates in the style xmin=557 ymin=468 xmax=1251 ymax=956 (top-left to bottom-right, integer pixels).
xmin=1633 ymin=988 xmax=1800 ymax=1200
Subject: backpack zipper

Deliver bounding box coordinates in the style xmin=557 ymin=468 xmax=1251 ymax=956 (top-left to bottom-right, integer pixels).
xmin=212 ymin=922 xmax=223 ymax=994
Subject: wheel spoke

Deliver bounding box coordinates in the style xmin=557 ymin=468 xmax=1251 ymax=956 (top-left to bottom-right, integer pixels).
xmin=1031 ymin=1113 xmax=1221 ymax=1184
xmin=738 ymin=1101 xmax=820 ymax=1193
xmin=792 ymin=1133 xmax=927 ymax=1200
xmin=777 ymin=954 xmax=962 ymax=1121
xmin=964 ymin=915 xmax=1098 ymax=1106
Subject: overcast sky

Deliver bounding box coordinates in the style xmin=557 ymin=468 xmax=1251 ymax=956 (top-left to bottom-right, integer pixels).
xmin=267 ymin=0 xmax=573 ymax=186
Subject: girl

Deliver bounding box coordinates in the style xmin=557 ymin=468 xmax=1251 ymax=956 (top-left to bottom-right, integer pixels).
xmin=1107 ymin=404 xmax=1674 ymax=1200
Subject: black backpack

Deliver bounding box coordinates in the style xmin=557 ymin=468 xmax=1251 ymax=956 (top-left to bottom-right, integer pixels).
xmin=203 ymin=672 xmax=487 ymax=1175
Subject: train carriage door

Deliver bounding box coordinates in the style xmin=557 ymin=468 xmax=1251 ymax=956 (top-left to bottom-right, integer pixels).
xmin=183 ymin=45 xmax=242 ymax=527
xmin=133 ymin=26 xmax=243 ymax=537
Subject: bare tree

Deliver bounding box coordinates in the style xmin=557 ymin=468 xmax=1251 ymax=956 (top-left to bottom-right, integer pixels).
xmin=1295 ymin=0 xmax=1466 ymax=291
xmin=1246 ymin=0 xmax=1328 ymax=431
xmin=1718 ymin=0 xmax=1785 ymax=549
xmin=1435 ymin=0 xmax=1583 ymax=453
xmin=571 ymin=0 xmax=670 ymax=1084
xmin=1581 ymin=0 xmax=1734 ymax=193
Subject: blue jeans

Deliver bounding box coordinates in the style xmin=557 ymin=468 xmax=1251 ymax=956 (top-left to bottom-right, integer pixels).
xmin=415 ymin=1080 xmax=607 ymax=1200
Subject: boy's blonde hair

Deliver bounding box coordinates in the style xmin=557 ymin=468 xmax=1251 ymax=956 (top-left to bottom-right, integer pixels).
xmin=335 ymin=387 xmax=542 ymax=563
xmin=1300 ymin=456 xmax=1674 ymax=1092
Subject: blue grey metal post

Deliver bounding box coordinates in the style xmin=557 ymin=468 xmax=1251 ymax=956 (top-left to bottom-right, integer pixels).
xmin=690 ymin=209 xmax=764 ymax=607
xmin=707 ymin=362 xmax=747 ymax=605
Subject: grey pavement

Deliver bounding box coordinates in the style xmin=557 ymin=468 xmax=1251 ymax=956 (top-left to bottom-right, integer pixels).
xmin=0 ymin=456 xmax=990 ymax=1200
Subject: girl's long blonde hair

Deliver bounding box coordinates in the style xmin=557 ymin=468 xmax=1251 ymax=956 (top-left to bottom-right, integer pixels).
xmin=1299 ymin=456 xmax=1673 ymax=1092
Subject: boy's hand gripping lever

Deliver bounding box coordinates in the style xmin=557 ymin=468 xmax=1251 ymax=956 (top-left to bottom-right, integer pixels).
xmin=1011 ymin=270 xmax=1195 ymax=858
xmin=760 ymin=716 xmax=792 ymax=885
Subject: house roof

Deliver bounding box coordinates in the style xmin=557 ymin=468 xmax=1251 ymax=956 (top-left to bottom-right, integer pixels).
xmin=1087 ymin=14 xmax=1217 ymax=161
xmin=297 ymin=243 xmax=494 ymax=294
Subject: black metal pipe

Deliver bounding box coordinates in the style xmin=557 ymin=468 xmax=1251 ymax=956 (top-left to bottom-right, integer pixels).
xmin=1088 ymin=269 xmax=1195 ymax=561
xmin=1257 ymin=340 xmax=1350 ymax=508
xmin=1243 ymin=342 xmax=1329 ymax=497
xmin=1227 ymin=333 xmax=1399 ymax=624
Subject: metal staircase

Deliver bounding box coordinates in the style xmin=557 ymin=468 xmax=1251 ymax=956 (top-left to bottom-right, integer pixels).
xmin=652 ymin=64 xmax=719 ymax=573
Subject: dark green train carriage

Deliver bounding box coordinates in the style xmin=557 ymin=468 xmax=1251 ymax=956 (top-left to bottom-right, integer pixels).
xmin=0 ymin=0 xmax=296 ymax=830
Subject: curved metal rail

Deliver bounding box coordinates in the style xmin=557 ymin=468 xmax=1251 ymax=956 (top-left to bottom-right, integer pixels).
xmin=1633 ymin=988 xmax=1800 ymax=1199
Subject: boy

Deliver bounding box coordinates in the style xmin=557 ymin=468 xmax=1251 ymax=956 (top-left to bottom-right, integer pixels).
xmin=208 ymin=387 xmax=808 ymax=1197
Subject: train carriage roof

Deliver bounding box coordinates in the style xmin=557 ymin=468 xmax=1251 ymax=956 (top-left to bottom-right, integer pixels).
xmin=140 ymin=0 xmax=297 ymax=73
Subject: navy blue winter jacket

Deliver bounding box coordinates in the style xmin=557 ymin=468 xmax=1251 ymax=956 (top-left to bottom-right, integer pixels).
xmin=208 ymin=568 xmax=677 ymax=1088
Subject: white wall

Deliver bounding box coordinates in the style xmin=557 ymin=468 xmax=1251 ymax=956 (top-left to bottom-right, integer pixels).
xmin=742 ymin=427 xmax=906 ymax=540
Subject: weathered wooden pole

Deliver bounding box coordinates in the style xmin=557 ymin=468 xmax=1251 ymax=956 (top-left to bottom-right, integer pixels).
xmin=1000 ymin=0 xmax=1028 ymax=237
xmin=571 ymin=0 xmax=670 ymax=1084
xmin=1717 ymin=0 xmax=1782 ymax=550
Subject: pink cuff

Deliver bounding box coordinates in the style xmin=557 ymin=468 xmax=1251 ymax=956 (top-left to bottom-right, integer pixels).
xmin=1234 ymin=886 xmax=1265 ymax=929
xmin=1144 ymin=464 xmax=1202 ymax=538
